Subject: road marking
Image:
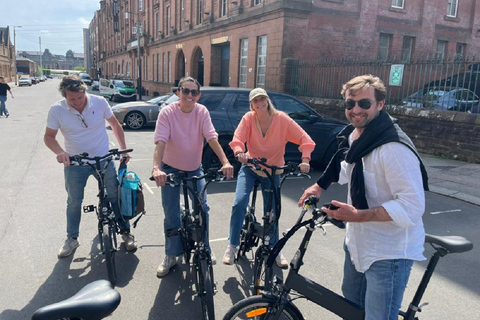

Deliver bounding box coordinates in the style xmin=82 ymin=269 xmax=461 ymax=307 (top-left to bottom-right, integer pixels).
xmin=210 ymin=237 xmax=228 ymax=243
xmin=430 ymin=209 xmax=462 ymax=215
xmin=143 ymin=183 xmax=155 ymax=195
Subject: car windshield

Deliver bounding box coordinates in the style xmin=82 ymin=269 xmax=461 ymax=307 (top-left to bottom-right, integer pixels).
xmin=114 ymin=80 xmax=135 ymax=88
xmin=147 ymin=94 xmax=171 ymax=104
xmin=163 ymin=94 xmax=179 ymax=105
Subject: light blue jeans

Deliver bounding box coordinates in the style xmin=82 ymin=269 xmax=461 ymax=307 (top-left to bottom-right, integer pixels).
xmin=342 ymin=243 xmax=413 ymax=320
xmin=64 ymin=160 xmax=130 ymax=238
xmin=228 ymin=164 xmax=280 ymax=247
xmin=0 ymin=95 xmax=9 ymax=116
xmin=161 ymin=163 xmax=211 ymax=257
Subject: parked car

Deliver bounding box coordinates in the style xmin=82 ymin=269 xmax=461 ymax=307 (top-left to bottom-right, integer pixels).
xmin=116 ymin=87 xmax=347 ymax=172
xmin=111 ymin=94 xmax=172 ymax=129
xmin=91 ymin=80 xmax=99 ymax=91
xmin=30 ymin=77 xmax=38 ymax=84
xmin=403 ymin=87 xmax=480 ymax=113
xmin=99 ymin=78 xmax=137 ymax=102
xmin=18 ymin=77 xmax=32 ymax=86
xmin=79 ymin=73 xmax=93 ymax=86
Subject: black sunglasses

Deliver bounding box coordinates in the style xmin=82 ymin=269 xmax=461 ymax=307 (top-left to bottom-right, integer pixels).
xmin=344 ymin=99 xmax=376 ymax=110
xmin=180 ymin=87 xmax=200 ymax=97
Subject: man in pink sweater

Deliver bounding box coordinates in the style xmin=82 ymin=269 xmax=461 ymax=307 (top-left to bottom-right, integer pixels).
xmin=152 ymin=76 xmax=234 ymax=277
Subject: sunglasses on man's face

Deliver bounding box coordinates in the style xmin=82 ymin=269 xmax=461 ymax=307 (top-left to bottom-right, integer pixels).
xmin=180 ymin=87 xmax=200 ymax=97
xmin=344 ymin=99 xmax=376 ymax=110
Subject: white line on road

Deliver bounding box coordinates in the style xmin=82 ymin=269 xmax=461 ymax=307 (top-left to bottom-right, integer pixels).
xmin=143 ymin=182 xmax=155 ymax=195
xmin=430 ymin=209 xmax=462 ymax=215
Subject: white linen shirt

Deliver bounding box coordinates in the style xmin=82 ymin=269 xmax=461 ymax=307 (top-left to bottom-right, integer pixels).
xmin=46 ymin=94 xmax=112 ymax=157
xmin=338 ymin=140 xmax=426 ymax=273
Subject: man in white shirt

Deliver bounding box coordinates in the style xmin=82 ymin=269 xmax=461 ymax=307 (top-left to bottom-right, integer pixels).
xmin=44 ymin=75 xmax=137 ymax=258
xmin=298 ymin=74 xmax=428 ymax=320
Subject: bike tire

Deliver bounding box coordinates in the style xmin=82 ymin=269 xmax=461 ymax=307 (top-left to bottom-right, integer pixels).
xmin=197 ymin=258 xmax=216 ymax=320
xmin=222 ymin=295 xmax=304 ymax=320
xmin=253 ymin=247 xmax=268 ymax=295
xmin=181 ymin=207 xmax=193 ymax=264
xmin=102 ymin=223 xmax=117 ymax=285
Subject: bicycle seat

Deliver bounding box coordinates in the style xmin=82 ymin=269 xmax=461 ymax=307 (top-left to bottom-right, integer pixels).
xmin=31 ymin=280 xmax=121 ymax=320
xmin=425 ymin=234 xmax=473 ymax=253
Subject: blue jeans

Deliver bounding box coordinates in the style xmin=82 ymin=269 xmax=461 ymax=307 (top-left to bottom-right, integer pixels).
xmin=161 ymin=163 xmax=211 ymax=257
xmin=64 ymin=160 xmax=130 ymax=238
xmin=228 ymin=164 xmax=280 ymax=247
xmin=0 ymin=95 xmax=9 ymax=116
xmin=342 ymin=243 xmax=413 ymax=320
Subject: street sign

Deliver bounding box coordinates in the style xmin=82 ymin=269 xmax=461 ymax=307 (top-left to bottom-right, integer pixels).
xmin=389 ymin=64 xmax=404 ymax=86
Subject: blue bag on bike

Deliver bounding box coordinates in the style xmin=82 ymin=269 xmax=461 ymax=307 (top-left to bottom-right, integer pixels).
xmin=118 ymin=162 xmax=145 ymax=225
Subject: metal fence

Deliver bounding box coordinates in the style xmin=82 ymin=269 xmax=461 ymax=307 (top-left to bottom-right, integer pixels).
xmin=283 ymin=54 xmax=480 ymax=113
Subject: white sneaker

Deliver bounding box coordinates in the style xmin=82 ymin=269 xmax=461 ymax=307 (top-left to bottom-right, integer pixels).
xmin=157 ymin=255 xmax=177 ymax=277
xmin=275 ymin=252 xmax=288 ymax=269
xmin=121 ymin=232 xmax=137 ymax=251
xmin=210 ymin=252 xmax=217 ymax=265
xmin=58 ymin=238 xmax=79 ymax=258
xmin=222 ymin=244 xmax=238 ymax=265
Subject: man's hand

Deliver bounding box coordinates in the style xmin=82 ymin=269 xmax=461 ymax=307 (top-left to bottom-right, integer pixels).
xmin=121 ymin=154 xmax=131 ymax=164
xmin=221 ymin=162 xmax=234 ymax=180
xmin=152 ymin=168 xmax=167 ymax=187
xmin=56 ymin=152 xmax=71 ymax=167
xmin=323 ymin=201 xmax=391 ymax=223
xmin=298 ymin=183 xmax=322 ymax=206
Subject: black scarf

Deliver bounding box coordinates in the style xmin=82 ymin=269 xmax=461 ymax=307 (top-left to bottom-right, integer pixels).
xmin=317 ymin=111 xmax=429 ymax=209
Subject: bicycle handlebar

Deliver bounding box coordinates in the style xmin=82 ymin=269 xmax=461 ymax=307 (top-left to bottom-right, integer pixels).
xmin=246 ymin=157 xmax=311 ymax=179
xmin=149 ymin=167 xmax=224 ymax=187
xmin=69 ymin=148 xmax=133 ymax=163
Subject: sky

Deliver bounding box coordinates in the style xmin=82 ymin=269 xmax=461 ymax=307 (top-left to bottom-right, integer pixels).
xmin=1 ymin=0 xmax=101 ymax=56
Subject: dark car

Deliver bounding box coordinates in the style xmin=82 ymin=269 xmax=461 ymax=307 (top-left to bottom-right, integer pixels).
xmin=91 ymin=80 xmax=99 ymax=91
xmin=148 ymin=87 xmax=346 ymax=172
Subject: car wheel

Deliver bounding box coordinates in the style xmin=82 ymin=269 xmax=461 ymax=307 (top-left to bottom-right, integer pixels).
xmin=109 ymin=95 xmax=114 ymax=101
xmin=125 ymin=111 xmax=146 ymax=130
xmin=202 ymin=137 xmax=241 ymax=177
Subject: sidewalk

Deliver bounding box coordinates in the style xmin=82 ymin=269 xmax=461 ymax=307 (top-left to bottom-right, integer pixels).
xmin=421 ymin=153 xmax=480 ymax=206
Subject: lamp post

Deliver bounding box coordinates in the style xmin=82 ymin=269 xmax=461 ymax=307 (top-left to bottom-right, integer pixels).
xmin=13 ymin=25 xmax=22 ymax=85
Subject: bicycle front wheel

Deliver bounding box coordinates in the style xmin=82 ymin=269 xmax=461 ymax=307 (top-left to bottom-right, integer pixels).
xmin=222 ymin=295 xmax=303 ymax=320
xmin=102 ymin=223 xmax=117 ymax=285
xmin=253 ymin=247 xmax=273 ymax=295
xmin=197 ymin=258 xmax=215 ymax=320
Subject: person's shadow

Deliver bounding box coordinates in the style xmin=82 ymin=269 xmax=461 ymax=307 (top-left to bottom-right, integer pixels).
xmin=0 ymin=234 xmax=139 ymax=320
xmin=148 ymin=258 xmax=207 ymax=320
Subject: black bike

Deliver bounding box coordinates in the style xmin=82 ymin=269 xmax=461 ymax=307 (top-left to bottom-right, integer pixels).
xmin=223 ymin=196 xmax=473 ymax=320
xmin=153 ymin=167 xmax=223 ymax=320
xmin=69 ymin=148 xmax=132 ymax=285
xmin=235 ymin=158 xmax=310 ymax=295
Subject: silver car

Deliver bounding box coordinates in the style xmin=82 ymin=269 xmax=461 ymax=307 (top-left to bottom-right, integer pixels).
xmin=111 ymin=94 xmax=172 ymax=129
xmin=403 ymin=87 xmax=480 ymax=113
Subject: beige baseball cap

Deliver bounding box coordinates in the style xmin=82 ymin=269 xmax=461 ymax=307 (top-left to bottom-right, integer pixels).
xmin=249 ymin=88 xmax=269 ymax=102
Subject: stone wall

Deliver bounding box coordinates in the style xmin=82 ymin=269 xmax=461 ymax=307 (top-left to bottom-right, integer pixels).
xmin=301 ymin=98 xmax=480 ymax=164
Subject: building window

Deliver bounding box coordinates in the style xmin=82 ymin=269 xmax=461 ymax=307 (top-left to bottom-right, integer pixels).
xmin=168 ymin=51 xmax=172 ymax=83
xmin=197 ymin=0 xmax=203 ymax=25
xmin=156 ymin=13 xmax=160 ymax=38
xmin=456 ymin=43 xmax=466 ymax=60
xmin=180 ymin=0 xmax=185 ymax=31
xmin=162 ymin=52 xmax=166 ymax=82
xmin=139 ymin=0 xmax=143 ymax=12
xmin=391 ymin=0 xmax=404 ymax=9
xmin=166 ymin=6 xmax=171 ymax=36
xmin=254 ymin=0 xmax=261 ymax=6
xmin=220 ymin=0 xmax=227 ymax=17
xmin=239 ymin=39 xmax=248 ymax=88
xmin=156 ymin=54 xmax=160 ymax=81
xmin=401 ymin=36 xmax=414 ymax=62
xmin=447 ymin=0 xmax=458 ymax=17
xmin=144 ymin=54 xmax=148 ymax=80
xmin=377 ymin=33 xmax=392 ymax=61
xmin=256 ymin=36 xmax=267 ymax=88
xmin=436 ymin=40 xmax=448 ymax=61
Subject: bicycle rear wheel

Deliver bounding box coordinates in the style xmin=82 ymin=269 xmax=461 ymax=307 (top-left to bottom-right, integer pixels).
xmin=222 ymin=295 xmax=303 ymax=320
xmin=102 ymin=223 xmax=117 ymax=285
xmin=197 ymin=257 xmax=215 ymax=320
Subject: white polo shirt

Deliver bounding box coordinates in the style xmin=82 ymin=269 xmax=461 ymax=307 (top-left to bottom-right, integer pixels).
xmin=47 ymin=94 xmax=113 ymax=157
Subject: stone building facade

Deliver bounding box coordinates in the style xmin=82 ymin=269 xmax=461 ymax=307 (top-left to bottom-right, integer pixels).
xmin=92 ymin=0 xmax=480 ymax=96
xmin=17 ymin=49 xmax=84 ymax=71
xmin=0 ymin=27 xmax=15 ymax=82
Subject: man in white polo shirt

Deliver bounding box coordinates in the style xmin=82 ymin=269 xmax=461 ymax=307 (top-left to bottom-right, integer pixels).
xmin=44 ymin=75 xmax=137 ymax=258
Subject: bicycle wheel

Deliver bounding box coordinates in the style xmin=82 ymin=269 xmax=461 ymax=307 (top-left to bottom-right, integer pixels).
xmin=238 ymin=212 xmax=253 ymax=259
xmin=197 ymin=257 xmax=215 ymax=320
xmin=102 ymin=223 xmax=117 ymax=285
xmin=222 ymin=295 xmax=303 ymax=320
xmin=253 ymin=247 xmax=268 ymax=295
xmin=181 ymin=207 xmax=194 ymax=264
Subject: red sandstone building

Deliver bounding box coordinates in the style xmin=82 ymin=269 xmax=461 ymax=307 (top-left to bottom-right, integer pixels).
xmin=90 ymin=0 xmax=480 ymax=96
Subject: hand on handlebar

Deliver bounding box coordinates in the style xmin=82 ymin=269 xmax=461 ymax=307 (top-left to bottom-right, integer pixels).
xmin=152 ymin=168 xmax=168 ymax=187
xmin=56 ymin=152 xmax=71 ymax=167
xmin=235 ymin=152 xmax=248 ymax=164
xmin=298 ymin=162 xmax=310 ymax=174
xmin=298 ymin=183 xmax=322 ymax=207
xmin=221 ymin=162 xmax=234 ymax=180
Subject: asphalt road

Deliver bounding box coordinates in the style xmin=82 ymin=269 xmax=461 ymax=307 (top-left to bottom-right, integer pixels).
xmin=0 ymin=80 xmax=478 ymax=319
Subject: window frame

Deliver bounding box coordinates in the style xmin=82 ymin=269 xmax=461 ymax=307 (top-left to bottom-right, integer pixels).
xmin=447 ymin=0 xmax=458 ymax=18
xmin=391 ymin=0 xmax=404 ymax=9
